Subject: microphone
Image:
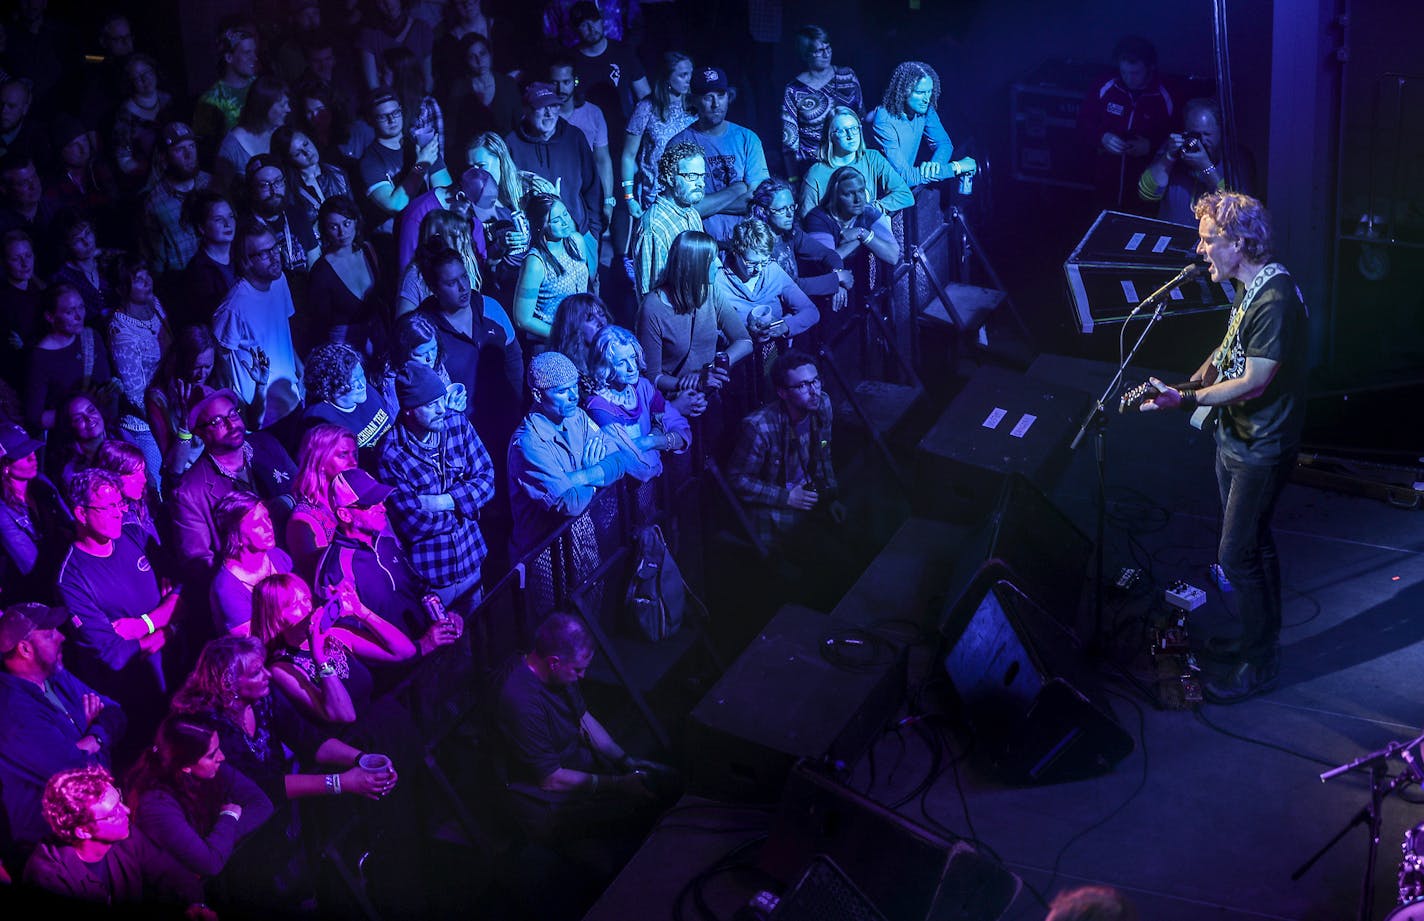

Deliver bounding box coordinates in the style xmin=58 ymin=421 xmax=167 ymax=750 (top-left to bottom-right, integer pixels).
xmin=1127 ymin=262 xmax=1205 ymax=318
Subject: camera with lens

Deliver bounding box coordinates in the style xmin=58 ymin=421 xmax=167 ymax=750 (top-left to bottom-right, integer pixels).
xmin=1177 ymin=132 xmax=1203 ymax=157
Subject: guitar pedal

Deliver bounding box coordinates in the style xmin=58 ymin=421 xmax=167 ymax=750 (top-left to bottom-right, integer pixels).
xmin=1165 ymin=581 xmax=1206 ymax=611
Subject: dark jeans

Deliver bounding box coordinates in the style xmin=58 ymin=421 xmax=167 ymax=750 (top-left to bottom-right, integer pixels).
xmin=1215 ymin=448 xmax=1294 ymax=665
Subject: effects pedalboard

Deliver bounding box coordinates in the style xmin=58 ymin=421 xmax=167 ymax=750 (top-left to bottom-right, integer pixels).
xmin=1165 ymin=581 xmax=1206 ymax=612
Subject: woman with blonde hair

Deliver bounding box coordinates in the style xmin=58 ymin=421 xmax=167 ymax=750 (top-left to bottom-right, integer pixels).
xmin=286 ymin=423 xmax=359 ymax=581
xmin=211 ymin=491 xmax=293 ymax=637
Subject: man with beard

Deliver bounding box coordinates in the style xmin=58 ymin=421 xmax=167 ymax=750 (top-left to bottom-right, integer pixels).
xmin=669 ymin=66 xmax=769 ymax=244
xmin=1138 ymin=97 xmax=1243 ymax=225
xmin=358 ymin=90 xmax=450 ymax=235
xmin=139 ymin=122 xmax=212 ymax=279
xmin=0 ymin=602 xmax=126 ymax=865
xmin=244 ymin=153 xmax=317 ymax=279
xmin=568 ymin=1 xmax=649 ymax=141
xmin=377 ymin=362 xmax=496 ymax=613
xmin=630 ymin=141 xmax=707 ymax=300
xmin=211 ymin=218 xmax=304 ymax=427
xmin=549 ymin=56 xmax=616 ymax=230
xmin=505 ymin=82 xmax=604 ymax=278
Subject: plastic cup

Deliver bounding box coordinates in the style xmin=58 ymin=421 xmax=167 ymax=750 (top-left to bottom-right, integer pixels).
xmin=358 ymin=753 xmax=391 ymax=774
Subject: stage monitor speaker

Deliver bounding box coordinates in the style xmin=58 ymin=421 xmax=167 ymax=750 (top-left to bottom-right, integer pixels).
xmin=761 ymin=760 xmax=1022 ymax=921
xmin=915 ymin=365 xmax=1091 ymax=523
xmin=939 ymin=565 xmax=1133 ymax=784
xmin=686 ymin=605 xmax=907 ymax=802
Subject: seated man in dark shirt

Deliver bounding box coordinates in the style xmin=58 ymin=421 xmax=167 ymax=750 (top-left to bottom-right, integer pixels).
xmin=494 ymin=612 xmax=674 ymax=844
xmin=22 ymin=766 xmax=213 ymax=917
xmin=0 ymin=602 xmax=126 ymax=868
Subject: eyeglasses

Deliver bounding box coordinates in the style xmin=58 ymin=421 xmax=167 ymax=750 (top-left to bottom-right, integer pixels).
xmin=809 ymin=43 xmax=833 ymax=56
xmin=250 ymin=242 xmax=283 ymax=261
xmin=83 ymin=501 xmax=126 ymax=513
xmin=785 ymin=376 xmax=822 ymax=392
xmin=252 ymin=176 xmax=286 ymax=193
xmin=740 ymin=254 xmax=771 ymax=269
xmin=198 ymin=408 xmax=244 ymax=430
xmin=768 ymin=205 xmax=795 ymax=217
xmin=373 ymin=109 xmax=402 ymax=123
xmin=676 ymin=171 xmax=706 ymax=182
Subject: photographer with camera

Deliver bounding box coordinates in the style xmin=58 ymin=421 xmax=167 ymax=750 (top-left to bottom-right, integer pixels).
xmin=1138 ymin=97 xmax=1240 ymax=225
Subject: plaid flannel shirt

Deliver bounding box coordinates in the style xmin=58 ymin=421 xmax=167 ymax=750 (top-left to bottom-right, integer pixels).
xmin=727 ymin=394 xmax=836 ymax=546
xmin=376 ymin=414 xmax=495 ymax=588
xmin=631 ymin=196 xmax=703 ymax=300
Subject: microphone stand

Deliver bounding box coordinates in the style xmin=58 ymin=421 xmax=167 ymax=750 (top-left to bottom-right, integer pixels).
xmin=1069 ymin=286 xmax=1179 ymax=708
xmin=1293 ymin=732 xmax=1424 ymax=921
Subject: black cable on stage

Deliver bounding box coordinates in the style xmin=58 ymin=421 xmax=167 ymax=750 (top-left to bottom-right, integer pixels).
xmin=1192 ymin=706 xmax=1336 ymax=768
xmin=672 ymin=834 xmax=772 ymax=921
xmin=1042 ymin=688 xmax=1150 ymax=900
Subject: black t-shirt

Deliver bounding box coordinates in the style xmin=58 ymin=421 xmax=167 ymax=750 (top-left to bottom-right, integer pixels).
xmin=495 ymin=656 xmax=594 ymax=784
xmin=572 ymin=40 xmax=646 ymax=130
xmin=1215 ymin=269 xmax=1309 ymax=464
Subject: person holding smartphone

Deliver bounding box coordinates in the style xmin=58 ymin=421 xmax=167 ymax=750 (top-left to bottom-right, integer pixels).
xmin=715 ymin=217 xmax=820 ymax=345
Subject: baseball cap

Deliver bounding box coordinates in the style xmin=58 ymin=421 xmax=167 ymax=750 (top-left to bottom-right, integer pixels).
xmin=569 ymin=2 xmax=602 ymax=26
xmin=691 ymin=66 xmax=729 ymax=95
xmin=0 ymin=423 xmax=43 ymax=461
xmin=523 ymin=82 xmax=561 ymax=111
xmin=0 ymin=602 xmax=67 ymax=654
xmin=159 ymin=122 xmax=196 ymax=149
xmin=330 ymin=468 xmax=393 ymax=509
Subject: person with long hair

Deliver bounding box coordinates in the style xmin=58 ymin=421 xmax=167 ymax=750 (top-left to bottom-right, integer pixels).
xmin=748 ymin=177 xmax=849 ymax=304
xmin=0 ymin=423 xmax=73 ymax=601
xmin=287 ymin=424 xmax=359 ymax=580
xmin=803 ymin=166 xmax=901 ymax=268
xmin=511 ymin=191 xmax=590 ymax=345
xmin=273 ymin=125 xmax=352 ymax=246
xmin=620 ymin=51 xmax=695 ymax=215
xmin=214 ymin=75 xmax=291 ymax=194
xmin=866 ymin=61 xmax=975 ymax=190
xmin=391 ymin=311 xmax=464 ymax=413
xmin=51 ymin=393 xmax=112 ymax=494
xmin=586 ymin=325 xmax=690 ymax=482
xmin=251 ymin=572 xmax=415 ymax=727
xmin=546 ymin=291 xmax=610 ymax=395
xmin=107 ymin=255 xmax=171 ymax=487
xmin=307 ymin=195 xmax=381 ymax=353
xmin=177 ymin=191 xmax=238 ymax=329
xmin=123 ymin=711 xmax=274 ymax=880
xmin=396 ymin=206 xmax=502 ymax=334
xmin=210 ymin=491 xmax=294 ymax=638
xmin=465 ymin=132 xmax=553 ymax=290
xmin=636 ymin=230 xmax=752 ymax=417
xmin=92 ymin=439 xmax=163 ymax=555
xmin=796 ymin=104 xmax=912 ymax=219
xmin=145 ymin=325 xmax=265 ymax=485
xmin=168 ymin=635 xmax=398 ymax=907
xmin=780 ymin=24 xmax=863 ymax=179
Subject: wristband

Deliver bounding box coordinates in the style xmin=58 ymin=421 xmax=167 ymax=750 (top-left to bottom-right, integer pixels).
xmin=219 ymin=808 xmax=241 ymax=821
xmin=140 ymin=614 xmax=156 ymax=635
xmin=1180 ymin=390 xmax=1199 ymax=411
xmin=862 ymin=230 xmax=875 ymax=245
xmin=176 ymin=429 xmax=193 ymax=441
xmin=318 ymin=661 xmax=337 ymax=678
xmin=620 ymin=179 xmax=634 ymax=188
xmin=603 ymin=196 xmax=616 ymax=207
xmin=325 ymin=773 xmax=341 ymax=795
xmin=622 ymin=192 xmax=633 ymax=200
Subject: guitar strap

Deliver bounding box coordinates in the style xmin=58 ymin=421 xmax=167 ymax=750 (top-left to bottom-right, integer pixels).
xmin=1194 ymin=263 xmax=1287 ymax=431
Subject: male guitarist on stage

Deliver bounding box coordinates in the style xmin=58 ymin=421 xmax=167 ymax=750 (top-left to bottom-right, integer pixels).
xmin=1140 ymin=190 xmax=1309 ymax=703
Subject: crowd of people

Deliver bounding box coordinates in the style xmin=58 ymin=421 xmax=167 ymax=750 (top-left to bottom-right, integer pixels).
xmin=0 ymin=1 xmax=965 ymax=916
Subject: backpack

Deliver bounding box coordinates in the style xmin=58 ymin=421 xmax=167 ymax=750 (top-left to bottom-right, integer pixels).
xmin=625 ymin=524 xmax=685 ymax=641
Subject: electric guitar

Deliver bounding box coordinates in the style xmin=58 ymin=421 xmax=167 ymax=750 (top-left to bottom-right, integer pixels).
xmin=1118 ymin=379 xmax=1215 ymax=431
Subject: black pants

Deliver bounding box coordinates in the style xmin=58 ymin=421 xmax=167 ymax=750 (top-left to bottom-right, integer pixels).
xmin=1215 ymin=449 xmax=1294 ymax=666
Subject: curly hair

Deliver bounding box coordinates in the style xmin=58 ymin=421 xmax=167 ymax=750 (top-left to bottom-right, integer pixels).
xmin=815 ymin=105 xmax=862 ymax=163
xmin=880 ymin=61 xmax=940 ymax=120
xmin=1193 ymin=190 xmax=1272 ymax=264
xmin=305 ymin=342 xmax=362 ymax=404
xmin=730 ymin=218 xmax=775 ymax=257
xmin=67 ymin=467 xmax=120 ymax=511
xmin=548 ymin=293 xmax=610 ymax=378
xmin=212 ymin=490 xmax=264 ymax=561
xmin=42 ymin=766 xmax=118 ymax=846
xmin=294 ymin=423 xmax=356 ymax=508
xmin=657 ymin=140 xmax=705 ymax=192
xmin=589 ymin=325 xmax=644 ymax=389
xmin=172 ymin=635 xmax=267 ymax=720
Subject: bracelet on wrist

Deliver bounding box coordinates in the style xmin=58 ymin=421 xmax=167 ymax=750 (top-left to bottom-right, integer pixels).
xmin=219 ymin=808 xmax=241 ymax=821
xmin=176 ymin=429 xmax=193 ymax=441
xmin=325 ymin=773 xmax=341 ymax=795
xmin=1180 ymin=390 xmax=1199 ymax=411
xmin=622 ymin=192 xmax=633 ymax=200
xmin=318 ymin=661 xmax=337 ymax=679
xmin=140 ymin=613 xmax=156 ymax=635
